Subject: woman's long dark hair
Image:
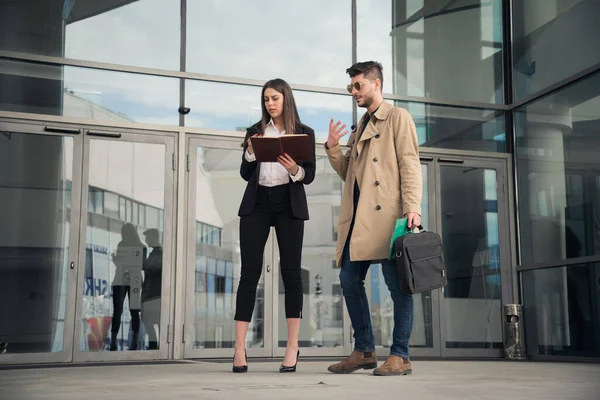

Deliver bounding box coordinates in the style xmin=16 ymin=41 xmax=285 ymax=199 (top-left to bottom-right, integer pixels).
xmin=260 ymin=78 xmax=301 ymax=136
xmin=120 ymin=223 xmax=144 ymax=247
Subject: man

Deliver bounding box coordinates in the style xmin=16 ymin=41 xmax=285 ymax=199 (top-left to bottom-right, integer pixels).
xmin=325 ymin=61 xmax=422 ymax=376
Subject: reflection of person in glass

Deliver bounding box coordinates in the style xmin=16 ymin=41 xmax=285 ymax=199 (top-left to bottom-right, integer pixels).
xmin=110 ymin=223 xmax=146 ymax=351
xmin=325 ymin=62 xmax=422 ymax=376
xmin=142 ymin=228 xmax=162 ymax=350
xmin=234 ymin=78 xmax=316 ymax=373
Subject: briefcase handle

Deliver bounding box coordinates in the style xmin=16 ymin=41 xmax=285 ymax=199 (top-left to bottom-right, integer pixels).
xmin=410 ymin=225 xmax=425 ymax=233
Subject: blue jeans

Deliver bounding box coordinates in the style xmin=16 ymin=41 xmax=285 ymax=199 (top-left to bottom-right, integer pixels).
xmin=339 ymin=243 xmax=414 ymax=358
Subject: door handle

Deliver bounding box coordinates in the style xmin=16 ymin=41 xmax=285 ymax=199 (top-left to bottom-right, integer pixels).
xmin=438 ymin=158 xmax=464 ymax=164
xmin=70 ymin=262 xmax=75 ymax=270
xmin=45 ymin=126 xmax=81 ymax=134
xmin=420 ymin=156 xmax=434 ymax=162
xmin=87 ymin=130 xmax=122 ymax=138
xmin=266 ymin=265 xmax=271 ymax=273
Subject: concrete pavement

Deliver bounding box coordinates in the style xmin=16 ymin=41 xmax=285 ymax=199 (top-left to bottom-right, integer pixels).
xmin=1 ymin=359 xmax=599 ymax=400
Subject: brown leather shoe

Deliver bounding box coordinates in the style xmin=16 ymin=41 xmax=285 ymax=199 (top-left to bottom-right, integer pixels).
xmin=327 ymin=350 xmax=378 ymax=374
xmin=373 ymin=355 xmax=412 ymax=376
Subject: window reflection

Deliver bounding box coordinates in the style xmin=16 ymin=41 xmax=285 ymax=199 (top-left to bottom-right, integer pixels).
xmin=82 ymin=140 xmax=167 ymax=352
xmin=358 ymin=100 xmax=506 ymax=152
xmin=185 ymin=81 xmax=262 ymax=132
xmin=192 ymin=146 xmax=265 ymax=349
xmin=516 ymin=71 xmax=600 ymax=265
xmin=513 ymin=0 xmax=600 ymax=100
xmin=357 ymin=0 xmax=504 ymax=104
xmin=0 ymin=59 xmax=179 ymax=126
xmin=522 ymin=263 xmax=600 ymax=358
xmin=370 ymin=164 xmax=432 ymax=349
xmin=0 ymin=133 xmax=73 ymax=354
xmin=0 ymin=0 xmax=180 ymax=70
xmin=277 ymin=156 xmax=344 ymax=348
xmin=293 ymin=91 xmax=353 ymax=140
xmin=441 ymin=166 xmax=502 ymax=349
xmin=185 ymin=81 xmax=352 ymax=139
xmin=186 ymin=0 xmax=351 ymax=88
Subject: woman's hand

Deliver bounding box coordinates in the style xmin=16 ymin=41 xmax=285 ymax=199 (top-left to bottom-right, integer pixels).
xmin=277 ymin=153 xmax=299 ymax=175
xmin=247 ymin=134 xmax=261 ymax=155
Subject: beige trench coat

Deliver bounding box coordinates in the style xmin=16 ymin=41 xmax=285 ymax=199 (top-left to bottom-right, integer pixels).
xmin=326 ymin=102 xmax=422 ymax=266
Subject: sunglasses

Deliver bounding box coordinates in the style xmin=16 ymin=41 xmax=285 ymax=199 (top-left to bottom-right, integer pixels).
xmin=346 ymin=80 xmax=373 ymax=94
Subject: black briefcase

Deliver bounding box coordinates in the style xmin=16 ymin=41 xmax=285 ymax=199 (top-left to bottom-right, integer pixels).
xmin=393 ymin=228 xmax=446 ymax=294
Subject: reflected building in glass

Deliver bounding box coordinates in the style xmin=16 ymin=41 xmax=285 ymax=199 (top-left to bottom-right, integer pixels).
xmin=0 ymin=0 xmax=599 ymax=364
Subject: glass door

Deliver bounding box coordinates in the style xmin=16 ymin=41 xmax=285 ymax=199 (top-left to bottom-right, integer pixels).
xmin=363 ymin=152 xmax=512 ymax=359
xmin=0 ymin=120 xmax=83 ymax=364
xmin=365 ymin=157 xmax=441 ymax=358
xmin=73 ymin=127 xmax=176 ymax=362
xmin=183 ymin=136 xmax=273 ymax=358
xmin=436 ymin=155 xmax=513 ymax=358
xmin=272 ymin=146 xmax=351 ymax=358
xmin=184 ymin=137 xmax=353 ymax=359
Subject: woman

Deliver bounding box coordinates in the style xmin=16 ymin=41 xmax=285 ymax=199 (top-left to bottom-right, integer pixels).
xmin=234 ymin=78 xmax=316 ymax=373
xmin=110 ymin=223 xmax=146 ymax=351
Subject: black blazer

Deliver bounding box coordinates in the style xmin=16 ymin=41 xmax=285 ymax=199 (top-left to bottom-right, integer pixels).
xmin=238 ymin=121 xmax=316 ymax=220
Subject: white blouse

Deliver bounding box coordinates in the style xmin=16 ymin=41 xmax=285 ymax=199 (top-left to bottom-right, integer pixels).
xmin=244 ymin=119 xmax=305 ymax=187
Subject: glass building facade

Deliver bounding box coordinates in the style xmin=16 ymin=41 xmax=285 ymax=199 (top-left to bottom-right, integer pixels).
xmin=0 ymin=0 xmax=598 ymax=364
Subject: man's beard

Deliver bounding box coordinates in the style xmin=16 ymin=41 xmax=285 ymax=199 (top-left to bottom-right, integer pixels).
xmin=358 ymin=95 xmax=373 ymax=109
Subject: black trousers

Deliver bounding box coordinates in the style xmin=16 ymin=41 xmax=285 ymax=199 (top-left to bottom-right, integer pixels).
xmin=235 ymin=184 xmax=304 ymax=322
xmin=111 ymin=285 xmax=141 ymax=333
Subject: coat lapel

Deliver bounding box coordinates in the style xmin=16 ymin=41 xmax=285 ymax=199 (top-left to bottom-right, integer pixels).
xmin=354 ymin=114 xmax=369 ymax=158
xmin=355 ymin=103 xmax=392 ymax=157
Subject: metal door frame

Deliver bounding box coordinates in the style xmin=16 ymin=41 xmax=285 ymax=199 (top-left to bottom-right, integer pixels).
xmin=364 ymin=156 xmax=442 ymax=357
xmin=366 ymin=148 xmax=515 ymax=359
xmin=73 ymin=125 xmax=177 ymax=363
xmin=426 ymin=149 xmax=515 ymax=358
xmin=270 ymin=145 xmax=352 ymax=358
xmin=183 ymin=135 xmax=275 ymax=359
xmin=183 ymin=136 xmax=353 ymax=359
xmin=0 ymin=119 xmax=84 ymax=365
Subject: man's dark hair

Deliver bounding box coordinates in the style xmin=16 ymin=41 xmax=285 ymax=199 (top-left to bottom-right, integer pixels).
xmin=346 ymin=61 xmax=384 ymax=91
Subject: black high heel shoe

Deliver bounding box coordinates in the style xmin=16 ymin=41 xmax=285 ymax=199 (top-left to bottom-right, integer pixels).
xmin=232 ymin=349 xmax=248 ymax=373
xmin=279 ymin=349 xmax=299 ymax=373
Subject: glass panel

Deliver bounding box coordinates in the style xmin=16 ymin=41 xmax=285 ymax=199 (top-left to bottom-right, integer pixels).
xmin=132 ymin=203 xmax=139 ymax=226
xmin=293 ymin=91 xmax=353 ymax=141
xmin=88 ymin=189 xmax=104 ymax=215
xmin=192 ymin=146 xmax=264 ymax=350
xmin=186 ymin=0 xmax=351 ymax=88
xmin=119 ymin=197 xmax=126 ymax=221
xmin=513 ymin=0 xmax=600 ymax=101
xmin=522 ymin=263 xmax=600 ymax=358
xmin=104 ymin=193 xmax=119 ymax=220
xmin=0 ymin=59 xmax=179 ymax=126
xmin=357 ymin=0 xmax=504 ymax=104
xmin=394 ymin=101 xmax=506 ymax=153
xmin=278 ymin=155 xmax=344 ymax=348
xmin=185 ymin=81 xmax=352 ymax=140
xmin=370 ymin=164 xmax=433 ymax=349
xmin=0 ymin=0 xmax=180 ymax=70
xmin=440 ymin=165 xmax=502 ymax=349
xmin=81 ymin=140 xmax=166 ymax=352
xmin=0 ymin=133 xmax=73 ymax=354
xmin=421 ymin=164 xmax=429 ymax=229
xmin=516 ymin=71 xmax=600 ymax=265
xmin=597 ymin=175 xmax=600 ymax=256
